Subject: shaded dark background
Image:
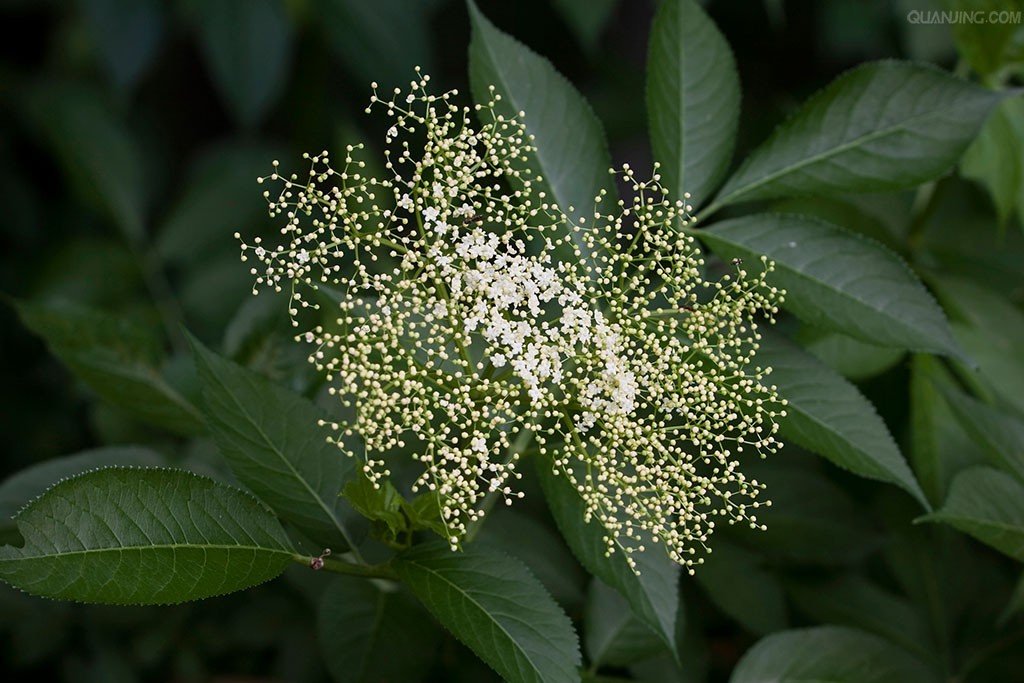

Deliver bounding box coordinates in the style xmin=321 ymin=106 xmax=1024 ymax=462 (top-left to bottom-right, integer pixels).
xmin=0 ymin=0 xmax=1002 ymax=681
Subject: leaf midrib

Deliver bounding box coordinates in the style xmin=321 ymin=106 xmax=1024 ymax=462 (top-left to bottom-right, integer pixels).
xmin=1 ymin=542 xmax=295 ymax=562
xmin=720 ymin=88 xmax=966 ymax=203
xmin=701 ymin=226 xmax=943 ymax=349
xmin=405 ymin=558 xmax=549 ymax=680
xmin=471 ymin=6 xmax=612 ymax=223
xmin=206 ymin=368 xmax=355 ymax=548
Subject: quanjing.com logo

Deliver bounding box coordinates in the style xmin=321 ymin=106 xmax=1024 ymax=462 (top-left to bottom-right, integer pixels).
xmin=907 ymin=9 xmax=1022 ymax=24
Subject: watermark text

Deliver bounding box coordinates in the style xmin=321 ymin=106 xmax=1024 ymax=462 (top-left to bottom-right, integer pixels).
xmin=906 ymin=9 xmax=1022 ymax=24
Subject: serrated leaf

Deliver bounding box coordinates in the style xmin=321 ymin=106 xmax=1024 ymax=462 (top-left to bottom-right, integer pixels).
xmin=0 ymin=467 xmax=295 ymax=605
xmin=796 ymin=326 xmax=904 ymax=381
xmin=770 ymin=194 xmax=906 ymax=249
xmin=191 ymin=0 xmax=292 ymax=128
xmin=584 ymin=579 xmax=665 ymax=668
xmin=730 ymin=626 xmax=940 ymax=683
xmin=536 ymin=461 xmax=679 ymax=658
xmin=0 ymin=446 xmax=165 ymax=523
xmin=313 ymin=0 xmax=435 ymax=90
xmin=924 ymin=466 xmax=1024 ymax=561
xmin=941 ymin=387 xmax=1024 ymax=483
xmin=961 ymin=96 xmax=1024 ymax=228
xmin=317 ymin=576 xmax=439 ymax=683
xmin=757 ymin=333 xmax=929 ymax=508
xmin=393 ymin=542 xmax=581 ymax=683
xmin=468 ymin=0 xmax=616 ymax=231
xmin=14 ymin=300 xmax=205 ymax=436
xmin=80 ymin=0 xmax=164 ymax=90
xmin=787 ymin=575 xmax=934 ymax=662
xmin=647 ymin=0 xmax=739 ymax=207
xmin=933 ymin=277 xmax=1024 ymax=416
xmin=190 ymin=335 xmax=362 ymax=551
xmin=713 ymin=61 xmax=1003 ymax=208
xmin=698 ymin=214 xmax=963 ymax=358
xmin=693 ymin=538 xmax=787 ymax=635
xmin=24 ymin=82 xmax=147 ymax=242
xmin=909 ymin=355 xmax=987 ymax=506
xmin=480 ymin=507 xmax=587 ymax=610
xmin=403 ymin=491 xmax=449 ymax=539
xmin=342 ymin=473 xmax=409 ymax=544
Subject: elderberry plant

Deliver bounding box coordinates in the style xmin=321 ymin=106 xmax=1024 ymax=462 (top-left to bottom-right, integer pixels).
xmin=239 ymin=73 xmax=786 ymax=571
xmin=3 ymin=1 xmax=1021 ymax=682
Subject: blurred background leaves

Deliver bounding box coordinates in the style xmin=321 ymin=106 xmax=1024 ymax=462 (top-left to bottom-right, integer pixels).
xmin=2 ymin=0 xmax=1023 ymax=681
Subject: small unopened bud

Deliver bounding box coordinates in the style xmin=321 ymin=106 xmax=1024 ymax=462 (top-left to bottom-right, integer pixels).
xmin=309 ymin=548 xmax=332 ymax=570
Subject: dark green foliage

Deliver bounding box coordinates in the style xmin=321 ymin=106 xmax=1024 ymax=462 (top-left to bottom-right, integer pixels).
xmin=3 ymin=0 xmax=1024 ymax=681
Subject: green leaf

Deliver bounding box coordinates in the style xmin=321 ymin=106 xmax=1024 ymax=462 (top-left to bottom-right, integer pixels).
xmin=770 ymin=194 xmax=906 ymax=250
xmin=948 ymin=0 xmax=1024 ymax=79
xmin=156 ymin=143 xmax=276 ymax=266
xmin=731 ymin=626 xmax=940 ymax=683
xmin=468 ymin=0 xmax=617 ymax=230
xmin=698 ymin=213 xmax=963 ymax=358
xmin=961 ymin=96 xmax=1024 ymax=228
xmin=80 ymin=0 xmax=165 ymax=90
xmin=190 ymin=0 xmax=292 ymax=128
xmin=757 ymin=333 xmax=929 ymax=509
xmin=313 ymin=0 xmax=435 ymax=90
xmin=0 ymin=467 xmax=295 ymax=604
xmin=403 ymin=491 xmax=450 ymax=539
xmin=724 ymin=457 xmax=878 ymax=565
xmin=693 ymin=538 xmax=787 ymax=635
xmin=536 ymin=461 xmax=680 ymax=658
xmin=941 ymin=387 xmax=1024 ymax=484
xmin=32 ymin=237 xmax=143 ymax=308
xmin=787 ymin=575 xmax=934 ymax=662
xmin=0 ymin=446 xmax=165 ymax=523
xmin=14 ymin=300 xmax=205 ymax=436
xmin=190 ymin=335 xmax=362 ymax=552
xmin=796 ymin=326 xmax=905 ymax=381
xmin=713 ymin=61 xmax=1003 ymax=208
xmin=584 ymin=579 xmax=665 ymax=668
xmin=647 ymin=0 xmax=740 ymax=207
xmin=550 ymin=0 xmax=618 ymax=55
xmin=933 ymin=277 xmax=1024 ymax=416
xmin=1001 ymin=571 xmax=1024 ymax=624
xmin=924 ymin=466 xmax=1024 ymax=562
xmin=480 ymin=508 xmax=587 ymax=609
xmin=342 ymin=473 xmax=409 ymax=545
xmin=909 ymin=355 xmax=987 ymax=506
xmin=24 ymin=82 xmax=147 ymax=242
xmin=393 ymin=542 xmax=581 ymax=683
xmin=317 ymin=576 xmax=439 ymax=683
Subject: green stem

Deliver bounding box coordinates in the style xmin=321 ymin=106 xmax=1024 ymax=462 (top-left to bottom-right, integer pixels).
xmin=294 ymin=553 xmax=398 ymax=580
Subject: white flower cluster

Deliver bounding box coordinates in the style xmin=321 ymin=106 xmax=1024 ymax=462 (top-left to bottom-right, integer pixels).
xmin=239 ymin=70 xmax=786 ymax=572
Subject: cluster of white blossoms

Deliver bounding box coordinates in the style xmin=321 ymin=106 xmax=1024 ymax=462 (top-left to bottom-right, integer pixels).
xmin=238 ymin=70 xmax=786 ymax=572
